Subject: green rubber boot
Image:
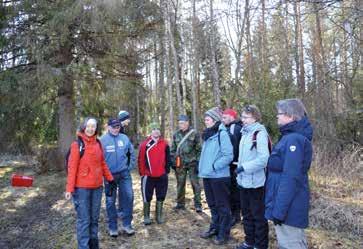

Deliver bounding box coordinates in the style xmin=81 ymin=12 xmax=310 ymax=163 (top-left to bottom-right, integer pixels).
xmin=143 ymin=202 xmax=152 ymax=225
xmin=156 ymin=201 xmax=165 ymax=224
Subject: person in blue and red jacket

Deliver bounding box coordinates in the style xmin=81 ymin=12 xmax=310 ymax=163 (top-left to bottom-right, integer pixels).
xmin=265 ymin=99 xmax=313 ymax=249
xmin=138 ymin=122 xmax=172 ymax=225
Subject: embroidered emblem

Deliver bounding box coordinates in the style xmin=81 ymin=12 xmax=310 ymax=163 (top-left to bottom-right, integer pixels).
xmin=289 ymin=145 xmax=296 ymax=152
xmin=118 ymin=140 xmax=124 ymax=147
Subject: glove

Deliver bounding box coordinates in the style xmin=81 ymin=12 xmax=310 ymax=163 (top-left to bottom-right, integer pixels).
xmin=235 ymin=166 xmax=244 ymax=174
xmin=273 ymin=217 xmax=283 ymax=226
xmin=105 ymin=180 xmax=117 ymax=197
xmin=194 ymin=166 xmax=199 ymax=175
xmin=109 ymin=180 xmax=117 ymax=190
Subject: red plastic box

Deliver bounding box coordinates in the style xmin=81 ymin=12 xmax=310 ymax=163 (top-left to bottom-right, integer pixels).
xmin=11 ymin=174 xmax=34 ymax=187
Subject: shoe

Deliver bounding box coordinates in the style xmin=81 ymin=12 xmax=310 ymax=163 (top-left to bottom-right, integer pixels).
xmin=108 ymin=230 xmax=118 ymax=237
xmin=200 ymin=228 xmax=218 ymax=239
xmin=121 ymin=225 xmax=135 ymax=236
xmin=89 ymin=238 xmax=99 ymax=249
xmin=173 ymin=203 xmax=185 ymax=210
xmin=213 ymin=237 xmax=229 ymax=245
xmin=143 ymin=202 xmax=152 ymax=225
xmin=156 ymin=201 xmax=165 ymax=224
xmin=236 ymin=242 xmax=254 ymax=249
xmin=195 ymin=206 xmax=202 ymax=213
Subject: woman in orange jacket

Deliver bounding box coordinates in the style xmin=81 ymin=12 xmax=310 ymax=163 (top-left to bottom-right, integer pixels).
xmin=65 ymin=117 xmax=115 ymax=249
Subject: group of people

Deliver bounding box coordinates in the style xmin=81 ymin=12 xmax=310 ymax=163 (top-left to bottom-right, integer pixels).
xmin=65 ymin=98 xmax=313 ymax=249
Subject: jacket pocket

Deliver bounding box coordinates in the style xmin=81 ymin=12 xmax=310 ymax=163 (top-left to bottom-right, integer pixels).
xmin=79 ymin=166 xmax=89 ymax=177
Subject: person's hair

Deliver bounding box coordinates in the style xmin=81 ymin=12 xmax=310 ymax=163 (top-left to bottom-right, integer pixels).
xmin=241 ymin=105 xmax=261 ymax=121
xmin=79 ymin=117 xmax=99 ymax=135
xmin=276 ymin=98 xmax=307 ymax=121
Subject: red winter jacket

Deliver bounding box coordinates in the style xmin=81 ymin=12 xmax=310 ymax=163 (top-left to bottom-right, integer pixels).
xmin=66 ymin=132 xmax=113 ymax=193
xmin=138 ymin=136 xmax=171 ymax=177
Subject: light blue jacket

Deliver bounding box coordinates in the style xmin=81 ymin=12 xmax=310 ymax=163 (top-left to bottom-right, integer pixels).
xmin=198 ymin=124 xmax=233 ymax=178
xmin=100 ymin=132 xmax=136 ymax=174
xmin=236 ymin=122 xmax=270 ymax=188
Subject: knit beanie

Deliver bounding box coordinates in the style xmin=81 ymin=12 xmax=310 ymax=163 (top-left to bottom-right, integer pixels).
xmin=149 ymin=122 xmax=160 ymax=131
xmin=118 ymin=110 xmax=130 ymax=122
xmin=205 ymin=107 xmax=222 ymax=122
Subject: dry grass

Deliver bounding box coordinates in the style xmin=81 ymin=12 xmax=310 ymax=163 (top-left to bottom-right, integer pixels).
xmin=309 ymin=145 xmax=362 ymax=240
xmin=0 ymin=148 xmax=362 ymax=249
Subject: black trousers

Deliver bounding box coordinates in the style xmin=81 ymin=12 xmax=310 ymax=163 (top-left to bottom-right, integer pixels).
xmin=230 ymin=165 xmax=241 ymax=218
xmin=141 ymin=174 xmax=168 ymax=202
xmin=240 ymin=186 xmax=269 ymax=249
xmin=203 ymin=177 xmax=232 ymax=240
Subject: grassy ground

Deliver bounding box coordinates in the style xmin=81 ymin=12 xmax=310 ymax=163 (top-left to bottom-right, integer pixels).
xmin=0 ymin=155 xmax=361 ymax=249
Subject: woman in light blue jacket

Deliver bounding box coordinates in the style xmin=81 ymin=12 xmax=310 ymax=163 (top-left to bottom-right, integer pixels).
xmin=198 ymin=107 xmax=233 ymax=245
xmin=236 ymin=105 xmax=270 ymax=249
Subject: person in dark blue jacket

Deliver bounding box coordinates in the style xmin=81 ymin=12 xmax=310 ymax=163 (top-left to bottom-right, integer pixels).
xmin=100 ymin=118 xmax=136 ymax=237
xmin=265 ymin=99 xmax=313 ymax=249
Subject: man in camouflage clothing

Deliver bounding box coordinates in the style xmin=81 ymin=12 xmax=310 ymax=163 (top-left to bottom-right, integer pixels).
xmin=171 ymin=114 xmax=202 ymax=212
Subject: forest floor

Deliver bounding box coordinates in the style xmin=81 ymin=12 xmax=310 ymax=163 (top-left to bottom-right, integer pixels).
xmin=0 ymin=155 xmax=361 ymax=249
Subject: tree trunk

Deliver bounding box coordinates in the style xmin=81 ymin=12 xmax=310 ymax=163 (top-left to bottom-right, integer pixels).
xmin=191 ymin=0 xmax=200 ymax=132
xmin=163 ymin=3 xmax=174 ymax=135
xmin=294 ymin=1 xmax=305 ymax=98
xmin=209 ymin=0 xmax=221 ymax=106
xmin=57 ymin=41 xmax=74 ymax=169
xmin=58 ymin=70 xmax=75 ymax=161
xmin=164 ymin=0 xmax=183 ymax=115
xmin=245 ymin=0 xmax=254 ymax=100
xmin=158 ymin=32 xmax=166 ymax=136
xmin=180 ymin=24 xmax=187 ymax=113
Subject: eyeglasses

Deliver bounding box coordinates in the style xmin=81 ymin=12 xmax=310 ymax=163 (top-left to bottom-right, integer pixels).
xmin=111 ymin=125 xmax=121 ymax=129
xmin=241 ymin=115 xmax=253 ymax=119
xmin=276 ymin=112 xmax=285 ymax=116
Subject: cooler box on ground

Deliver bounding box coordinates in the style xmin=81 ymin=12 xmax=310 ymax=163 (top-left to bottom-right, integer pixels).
xmin=11 ymin=174 xmax=34 ymax=187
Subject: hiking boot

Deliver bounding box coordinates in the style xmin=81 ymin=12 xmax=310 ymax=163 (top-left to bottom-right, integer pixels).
xmin=143 ymin=202 xmax=152 ymax=225
xmin=195 ymin=206 xmax=203 ymax=213
xmin=108 ymin=230 xmax=118 ymax=237
xmin=156 ymin=201 xmax=165 ymax=224
xmin=236 ymin=242 xmax=254 ymax=249
xmin=200 ymin=228 xmax=218 ymax=239
xmin=173 ymin=203 xmax=185 ymax=210
xmin=89 ymin=239 xmax=99 ymax=249
xmin=120 ymin=225 xmax=135 ymax=236
xmin=213 ymin=237 xmax=229 ymax=245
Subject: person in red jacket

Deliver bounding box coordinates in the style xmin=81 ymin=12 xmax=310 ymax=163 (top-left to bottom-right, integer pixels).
xmin=138 ymin=122 xmax=171 ymax=225
xmin=65 ymin=117 xmax=115 ymax=249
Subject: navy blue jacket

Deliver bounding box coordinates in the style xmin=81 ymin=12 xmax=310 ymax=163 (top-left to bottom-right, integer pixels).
xmin=265 ymin=117 xmax=313 ymax=228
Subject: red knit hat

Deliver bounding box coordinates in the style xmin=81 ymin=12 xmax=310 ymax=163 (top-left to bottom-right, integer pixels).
xmin=223 ymin=108 xmax=238 ymax=119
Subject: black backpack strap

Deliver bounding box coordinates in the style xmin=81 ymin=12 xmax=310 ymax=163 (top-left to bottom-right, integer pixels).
xmin=77 ymin=136 xmax=85 ymax=158
xmin=250 ymin=130 xmax=259 ymax=151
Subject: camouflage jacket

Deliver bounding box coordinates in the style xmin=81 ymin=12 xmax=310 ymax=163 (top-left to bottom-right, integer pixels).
xmin=171 ymin=127 xmax=201 ymax=167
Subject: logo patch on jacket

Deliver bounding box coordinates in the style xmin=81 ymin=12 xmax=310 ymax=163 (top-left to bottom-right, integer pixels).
xmin=289 ymin=145 xmax=296 ymax=152
xmin=106 ymin=145 xmax=115 ymax=152
xmin=118 ymin=140 xmax=124 ymax=147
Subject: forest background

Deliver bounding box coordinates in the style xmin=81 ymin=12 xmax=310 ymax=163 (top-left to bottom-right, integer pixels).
xmin=0 ymin=0 xmax=362 ymax=248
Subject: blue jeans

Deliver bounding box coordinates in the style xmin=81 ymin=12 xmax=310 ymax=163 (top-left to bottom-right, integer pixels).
xmin=72 ymin=187 xmax=103 ymax=249
xmin=105 ymin=170 xmax=134 ymax=230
